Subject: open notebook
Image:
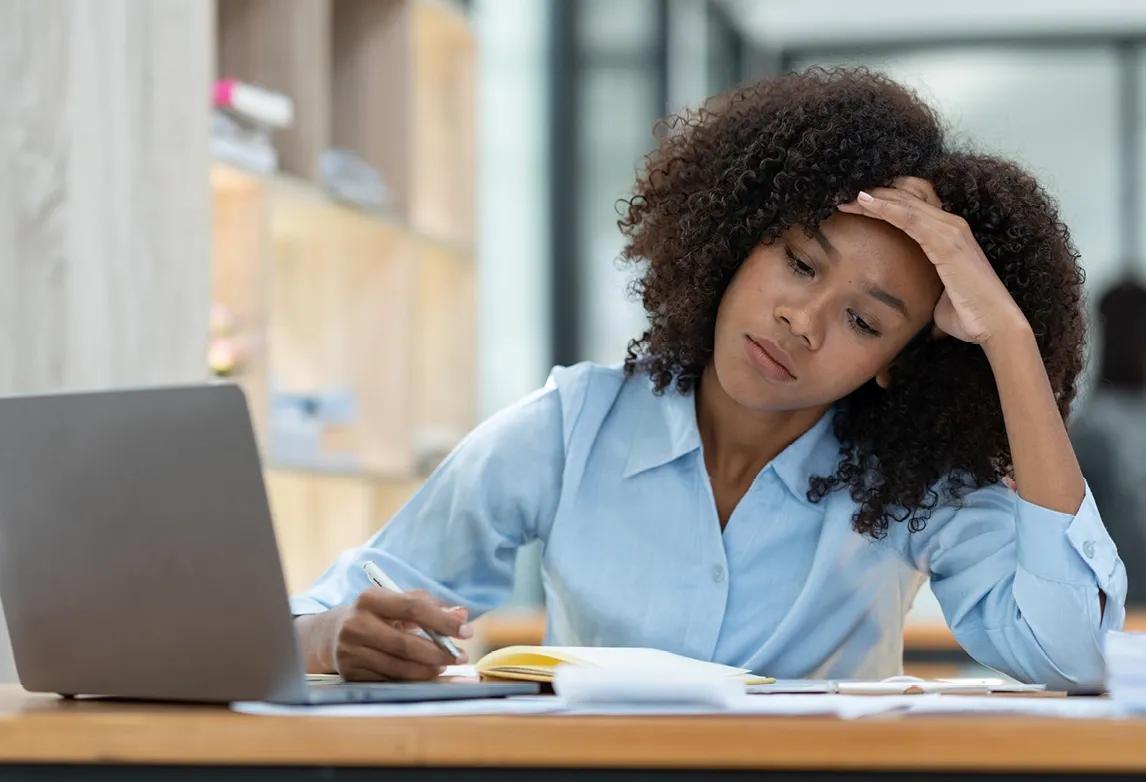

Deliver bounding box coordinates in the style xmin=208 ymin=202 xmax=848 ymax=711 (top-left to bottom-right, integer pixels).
xmin=474 ymin=645 xmax=775 ymax=685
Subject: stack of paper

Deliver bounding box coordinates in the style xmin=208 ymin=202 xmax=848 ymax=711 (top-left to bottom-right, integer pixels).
xmin=553 ymin=664 xmax=744 ymax=709
xmin=1105 ymin=630 xmax=1146 ymax=712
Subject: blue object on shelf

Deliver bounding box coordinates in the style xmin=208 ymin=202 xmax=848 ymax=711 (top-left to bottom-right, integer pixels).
xmin=268 ymin=387 xmax=360 ymax=471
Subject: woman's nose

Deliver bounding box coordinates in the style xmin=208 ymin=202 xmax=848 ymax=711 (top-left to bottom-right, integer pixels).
xmin=777 ymin=306 xmax=821 ymax=350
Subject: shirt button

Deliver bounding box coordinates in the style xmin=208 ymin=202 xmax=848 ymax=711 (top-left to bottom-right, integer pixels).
xmin=712 ymin=564 xmax=726 ymax=583
xmin=1083 ymin=540 xmax=1096 ymax=559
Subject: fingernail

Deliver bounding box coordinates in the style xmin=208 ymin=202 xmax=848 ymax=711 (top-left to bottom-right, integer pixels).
xmin=459 ymin=622 xmax=474 ymax=639
xmin=857 ymin=190 xmax=875 ymax=204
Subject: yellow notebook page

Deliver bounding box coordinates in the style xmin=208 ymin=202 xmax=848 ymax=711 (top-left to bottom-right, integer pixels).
xmin=475 ymin=645 xmax=773 ymax=684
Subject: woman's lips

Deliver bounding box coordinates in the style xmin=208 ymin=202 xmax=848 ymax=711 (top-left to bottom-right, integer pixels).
xmin=744 ymin=335 xmax=797 ymax=382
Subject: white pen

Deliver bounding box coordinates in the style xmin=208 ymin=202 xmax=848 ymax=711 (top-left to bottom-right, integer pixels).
xmin=361 ymin=561 xmax=464 ymax=661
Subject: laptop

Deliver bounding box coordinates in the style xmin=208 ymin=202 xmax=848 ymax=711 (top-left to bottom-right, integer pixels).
xmin=0 ymin=383 xmax=539 ymax=705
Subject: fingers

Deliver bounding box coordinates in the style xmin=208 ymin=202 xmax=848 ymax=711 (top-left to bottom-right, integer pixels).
xmin=842 ymin=186 xmax=954 ymax=224
xmin=838 ymin=188 xmax=968 ymax=255
xmin=338 ymin=637 xmax=445 ymax=682
xmin=357 ymin=587 xmax=473 ymax=640
xmin=837 ymin=191 xmax=929 ymax=244
xmin=866 ymin=186 xmax=954 ymax=222
xmin=837 ymin=177 xmax=953 ymax=227
xmin=889 ymin=176 xmax=941 ymax=207
xmin=337 ymin=587 xmax=477 ymax=681
xmin=335 ymin=610 xmax=455 ymax=681
xmin=354 ymin=607 xmax=455 ymax=662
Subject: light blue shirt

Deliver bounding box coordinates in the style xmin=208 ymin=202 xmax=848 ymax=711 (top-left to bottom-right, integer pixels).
xmin=291 ymin=362 xmax=1128 ymax=689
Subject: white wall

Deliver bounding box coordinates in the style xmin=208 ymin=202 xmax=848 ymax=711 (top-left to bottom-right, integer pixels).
xmin=473 ymin=0 xmax=554 ymax=605
xmin=725 ymin=0 xmax=1146 ymax=49
xmin=473 ymin=0 xmax=553 ymax=418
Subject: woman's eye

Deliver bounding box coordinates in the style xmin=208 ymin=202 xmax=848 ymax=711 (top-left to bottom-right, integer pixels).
xmin=785 ymin=248 xmax=815 ymax=277
xmin=848 ymin=311 xmax=880 ymax=337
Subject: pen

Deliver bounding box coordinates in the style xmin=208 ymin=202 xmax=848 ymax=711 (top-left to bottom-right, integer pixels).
xmin=361 ymin=561 xmax=464 ymax=661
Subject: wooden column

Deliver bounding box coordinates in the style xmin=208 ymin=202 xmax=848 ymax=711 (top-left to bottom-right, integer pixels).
xmin=0 ymin=0 xmax=213 ymax=682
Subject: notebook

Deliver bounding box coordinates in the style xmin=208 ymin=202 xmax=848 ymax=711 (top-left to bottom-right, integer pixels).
xmin=474 ymin=645 xmax=775 ymax=685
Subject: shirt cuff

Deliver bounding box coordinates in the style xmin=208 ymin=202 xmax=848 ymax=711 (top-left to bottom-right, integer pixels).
xmin=1014 ymin=480 xmax=1122 ymax=593
xmin=288 ymin=595 xmax=330 ymax=616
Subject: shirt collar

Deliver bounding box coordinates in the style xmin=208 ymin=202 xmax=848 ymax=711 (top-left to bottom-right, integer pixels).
xmin=623 ymin=378 xmax=702 ymax=479
xmin=623 ymin=375 xmax=841 ymax=506
xmin=769 ymin=408 xmax=840 ymax=504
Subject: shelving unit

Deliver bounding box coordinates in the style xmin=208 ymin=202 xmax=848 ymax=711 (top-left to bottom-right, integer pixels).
xmin=210 ymin=0 xmax=476 ymax=592
xmin=216 ymin=0 xmax=474 ymax=241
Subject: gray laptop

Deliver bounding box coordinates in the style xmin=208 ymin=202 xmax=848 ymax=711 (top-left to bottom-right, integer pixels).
xmin=0 ymin=383 xmax=538 ymax=704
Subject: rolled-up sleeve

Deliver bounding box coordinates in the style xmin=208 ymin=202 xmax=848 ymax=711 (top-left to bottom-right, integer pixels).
xmin=910 ymin=480 xmax=1127 ymax=691
xmin=288 ymin=380 xmax=565 ymax=619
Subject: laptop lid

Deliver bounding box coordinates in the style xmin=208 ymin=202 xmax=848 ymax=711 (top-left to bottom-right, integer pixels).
xmin=0 ymin=383 xmax=308 ymax=703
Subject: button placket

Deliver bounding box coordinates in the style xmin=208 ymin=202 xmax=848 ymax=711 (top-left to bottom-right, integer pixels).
xmin=693 ymin=449 xmax=731 ymax=662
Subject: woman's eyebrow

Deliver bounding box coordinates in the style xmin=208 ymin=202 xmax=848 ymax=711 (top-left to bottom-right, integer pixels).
xmin=866 ymin=284 xmax=909 ymax=319
xmin=806 ymin=229 xmax=909 ymax=318
xmin=812 ymin=228 xmax=839 ymax=259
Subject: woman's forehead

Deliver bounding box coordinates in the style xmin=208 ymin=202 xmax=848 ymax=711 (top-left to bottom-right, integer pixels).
xmin=796 ymin=213 xmax=941 ymax=296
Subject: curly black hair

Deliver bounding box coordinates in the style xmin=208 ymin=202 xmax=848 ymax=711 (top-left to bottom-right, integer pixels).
xmin=618 ymin=67 xmax=1086 ymax=538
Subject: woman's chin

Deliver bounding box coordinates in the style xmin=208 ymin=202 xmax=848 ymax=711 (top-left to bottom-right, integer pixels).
xmin=721 ymin=365 xmax=802 ymax=410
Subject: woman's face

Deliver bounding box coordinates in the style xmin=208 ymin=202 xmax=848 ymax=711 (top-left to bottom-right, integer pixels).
xmin=712 ymin=212 xmax=944 ymax=411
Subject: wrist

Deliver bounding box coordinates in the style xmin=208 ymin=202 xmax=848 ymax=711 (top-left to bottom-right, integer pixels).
xmin=295 ymin=608 xmax=343 ymax=673
xmin=982 ymin=308 xmax=1034 ymax=361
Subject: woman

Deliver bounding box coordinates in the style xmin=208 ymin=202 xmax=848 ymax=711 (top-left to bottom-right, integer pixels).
xmin=293 ymin=68 xmax=1126 ymax=690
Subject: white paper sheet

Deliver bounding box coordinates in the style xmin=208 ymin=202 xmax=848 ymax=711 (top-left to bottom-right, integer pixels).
xmin=233 ymin=690 xmax=1125 ymax=720
xmin=231 ymin=693 xmax=906 ymax=719
xmin=232 ymin=696 xmax=564 ymax=718
xmin=304 ymin=665 xmax=480 ymax=684
xmin=902 ymin=694 xmax=1129 ymax=718
xmin=560 ymin=694 xmax=909 ymax=719
xmin=553 ymin=664 xmax=744 ymax=709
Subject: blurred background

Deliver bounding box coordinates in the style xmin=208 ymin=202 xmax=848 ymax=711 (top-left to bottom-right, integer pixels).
xmin=2 ymin=0 xmax=1145 ymax=683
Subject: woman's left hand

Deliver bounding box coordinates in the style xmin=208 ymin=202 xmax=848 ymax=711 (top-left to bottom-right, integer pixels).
xmin=837 ymin=177 xmax=1028 ymax=345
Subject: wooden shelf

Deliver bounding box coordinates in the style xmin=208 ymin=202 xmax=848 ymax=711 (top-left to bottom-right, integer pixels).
xmin=331 ymin=0 xmax=475 ymax=243
xmin=267 ymin=174 xmax=419 ymax=476
xmin=211 ymin=164 xmax=478 ymax=473
xmin=265 ymin=461 xmax=420 ymax=483
xmin=472 ymin=609 xmax=547 ymax=654
xmin=210 ymin=165 xmax=270 ymax=445
xmin=216 ymin=0 xmax=332 ymax=182
xmin=265 ymin=469 xmax=422 ymax=593
xmin=265 ymin=171 xmax=473 ymax=253
xmin=212 ymin=0 xmax=476 ymax=595
xmin=412 ymin=241 xmax=476 ymax=447
xmin=217 ymin=0 xmax=475 ymax=243
xmin=211 ymin=164 xmax=478 ymax=592
xmin=407 ymin=0 xmax=476 ymax=242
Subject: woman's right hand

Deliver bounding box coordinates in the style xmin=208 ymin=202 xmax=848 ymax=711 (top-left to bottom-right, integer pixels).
xmin=294 ymin=588 xmax=472 ymax=681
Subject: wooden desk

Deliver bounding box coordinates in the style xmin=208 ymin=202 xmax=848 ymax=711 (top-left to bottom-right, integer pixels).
xmin=1 ymin=686 xmax=1145 ymax=781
